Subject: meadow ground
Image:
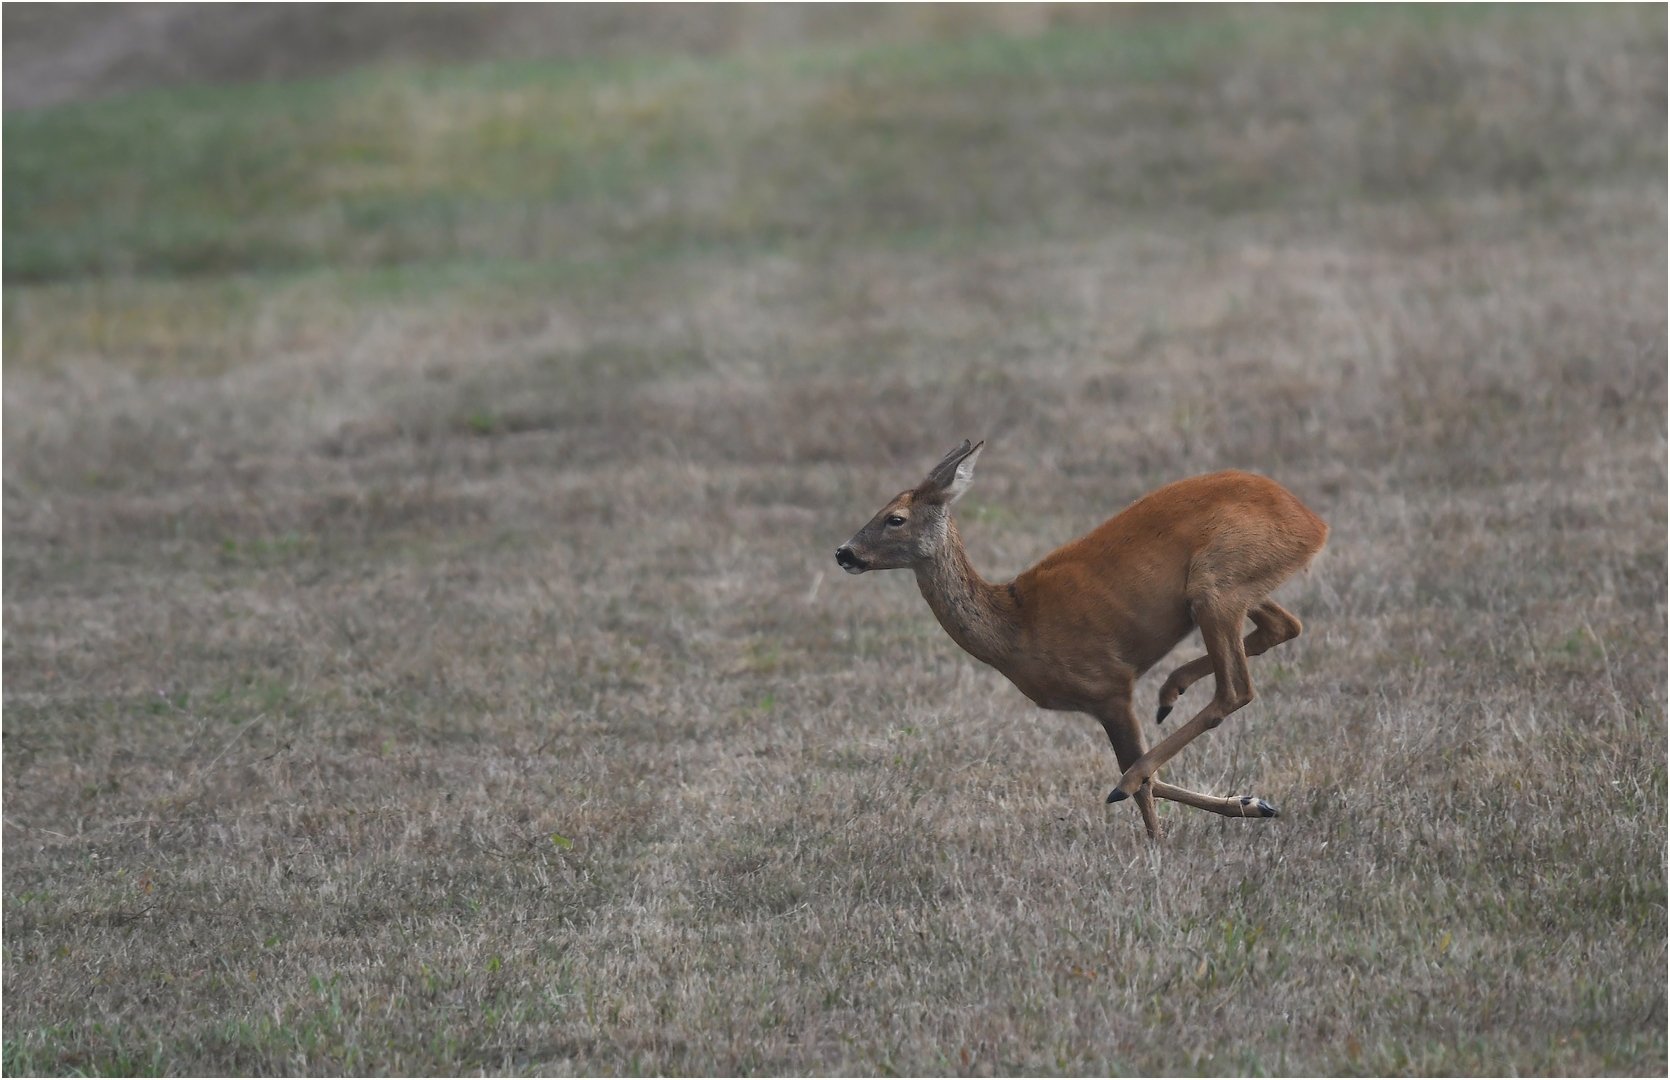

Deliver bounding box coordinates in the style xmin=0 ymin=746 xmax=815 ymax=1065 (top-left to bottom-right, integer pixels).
xmin=3 ymin=5 xmax=1666 ymax=1075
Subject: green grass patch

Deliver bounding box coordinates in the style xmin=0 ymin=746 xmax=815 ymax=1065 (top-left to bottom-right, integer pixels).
xmin=8 ymin=5 xmax=1656 ymax=285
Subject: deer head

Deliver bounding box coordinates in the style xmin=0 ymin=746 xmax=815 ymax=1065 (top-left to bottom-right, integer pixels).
xmin=835 ymin=440 xmax=984 ymax=573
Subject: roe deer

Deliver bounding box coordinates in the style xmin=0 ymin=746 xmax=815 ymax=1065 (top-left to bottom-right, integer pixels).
xmin=835 ymin=440 xmax=1327 ymax=838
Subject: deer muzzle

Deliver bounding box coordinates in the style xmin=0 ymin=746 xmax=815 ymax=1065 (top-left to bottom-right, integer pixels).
xmin=834 ymin=546 xmax=868 ymax=573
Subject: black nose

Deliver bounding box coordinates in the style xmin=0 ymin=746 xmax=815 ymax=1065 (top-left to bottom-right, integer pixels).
xmin=835 ymin=547 xmax=864 ymax=571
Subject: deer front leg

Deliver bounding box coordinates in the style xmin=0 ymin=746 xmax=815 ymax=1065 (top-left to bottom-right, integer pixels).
xmin=1094 ymin=691 xmax=1160 ymax=839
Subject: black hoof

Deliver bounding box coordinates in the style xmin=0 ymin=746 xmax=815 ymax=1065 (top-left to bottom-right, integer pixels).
xmin=1236 ymin=795 xmax=1279 ymax=818
xmin=1107 ymin=788 xmax=1129 ymax=804
xmin=1155 ymin=704 xmax=1173 ymax=723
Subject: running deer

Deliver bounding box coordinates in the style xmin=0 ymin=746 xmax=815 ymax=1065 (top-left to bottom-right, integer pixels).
xmin=835 ymin=440 xmax=1327 ymax=838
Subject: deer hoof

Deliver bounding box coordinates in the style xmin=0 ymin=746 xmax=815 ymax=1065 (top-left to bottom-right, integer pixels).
xmin=1107 ymin=788 xmax=1129 ymax=804
xmin=1155 ymin=704 xmax=1173 ymax=723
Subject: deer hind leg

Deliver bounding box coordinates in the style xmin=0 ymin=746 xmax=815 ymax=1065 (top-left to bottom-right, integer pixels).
xmin=1148 ymin=780 xmax=1278 ymax=818
xmin=1110 ymin=599 xmax=1258 ymax=805
xmin=1100 ymin=712 xmax=1276 ymax=825
xmin=1096 ymin=693 xmax=1161 ymax=839
xmin=1155 ymin=600 xmax=1302 ymax=722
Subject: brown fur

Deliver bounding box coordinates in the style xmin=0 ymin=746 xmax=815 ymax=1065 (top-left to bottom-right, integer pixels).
xmin=836 ymin=441 xmax=1328 ymax=838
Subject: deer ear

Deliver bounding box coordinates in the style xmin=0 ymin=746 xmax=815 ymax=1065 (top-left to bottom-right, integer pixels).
xmin=921 ymin=440 xmax=983 ymax=502
xmin=944 ymin=440 xmax=983 ymax=501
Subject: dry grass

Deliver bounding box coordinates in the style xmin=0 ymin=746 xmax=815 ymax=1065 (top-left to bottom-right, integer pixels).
xmin=4 ymin=6 xmax=1666 ymax=1076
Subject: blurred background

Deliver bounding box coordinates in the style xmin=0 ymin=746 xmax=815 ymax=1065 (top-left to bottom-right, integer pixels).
xmin=4 ymin=4 xmax=1665 ymax=1075
xmin=6 ymin=3 xmax=1091 ymax=110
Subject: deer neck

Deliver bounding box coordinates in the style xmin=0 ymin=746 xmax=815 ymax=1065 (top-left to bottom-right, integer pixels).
xmin=913 ymin=515 xmax=1018 ymax=666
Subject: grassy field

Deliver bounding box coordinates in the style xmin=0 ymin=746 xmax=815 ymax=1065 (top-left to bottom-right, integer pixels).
xmin=3 ymin=5 xmax=1666 ymax=1075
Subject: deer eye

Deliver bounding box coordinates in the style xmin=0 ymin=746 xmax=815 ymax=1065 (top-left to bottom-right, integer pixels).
xmin=885 ymin=514 xmax=907 ymax=527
